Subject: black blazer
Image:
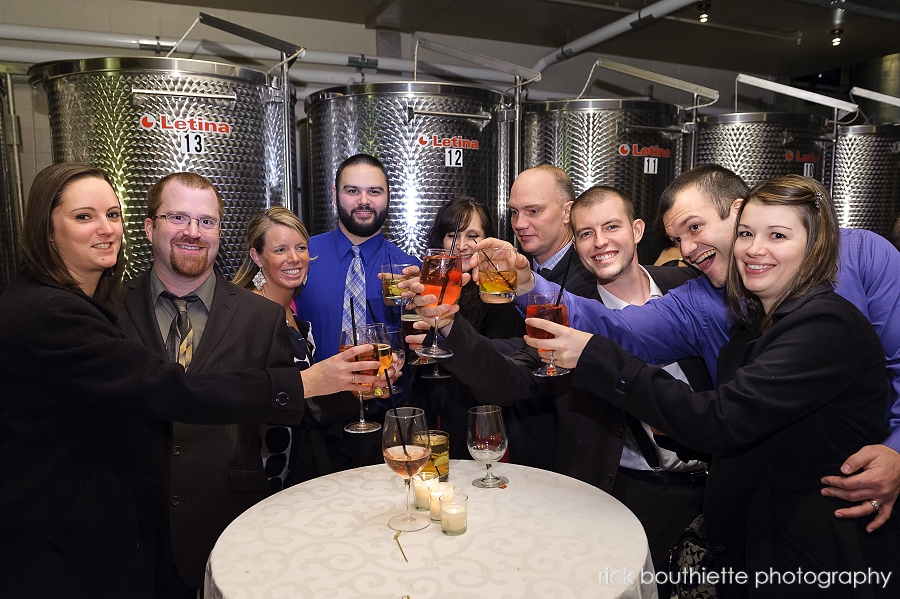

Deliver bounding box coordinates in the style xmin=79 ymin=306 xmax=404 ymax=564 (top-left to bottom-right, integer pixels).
xmin=574 ymin=285 xmax=899 ymax=597
xmin=0 ymin=273 xmax=305 ymax=599
xmin=440 ymin=265 xmax=710 ymax=492
xmin=116 ymin=269 xmax=297 ymax=589
xmin=535 ymin=244 xmax=599 ymax=300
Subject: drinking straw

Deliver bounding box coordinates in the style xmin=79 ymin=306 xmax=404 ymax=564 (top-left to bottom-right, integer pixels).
xmin=385 ymin=369 xmax=414 ymax=474
xmin=554 ymin=246 xmax=576 ymax=306
xmin=479 ymin=248 xmax=515 ymax=290
xmin=436 ymin=214 xmax=463 ymax=305
xmin=350 ymin=301 xmax=358 ymax=345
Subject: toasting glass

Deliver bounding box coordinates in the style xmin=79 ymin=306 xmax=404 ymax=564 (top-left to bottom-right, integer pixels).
xmin=525 ymin=292 xmax=571 ymax=377
xmin=402 ymin=298 xmax=432 ymax=367
xmin=384 ymin=325 xmax=405 ymax=395
xmin=383 ymin=407 xmax=432 ymax=532
xmin=415 ymin=249 xmax=462 ymax=360
xmin=340 ymin=326 xmax=381 ymax=434
xmin=467 ymin=405 xmax=509 ymax=488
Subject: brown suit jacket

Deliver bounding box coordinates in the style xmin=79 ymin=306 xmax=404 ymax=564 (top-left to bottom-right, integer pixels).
xmin=116 ymin=269 xmax=296 ymax=589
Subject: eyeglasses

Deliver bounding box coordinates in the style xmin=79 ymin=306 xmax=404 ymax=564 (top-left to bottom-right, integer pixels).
xmin=151 ymin=213 xmax=220 ymax=230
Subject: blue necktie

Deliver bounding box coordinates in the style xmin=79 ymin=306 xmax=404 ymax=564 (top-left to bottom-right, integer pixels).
xmin=342 ymin=245 xmax=366 ymax=333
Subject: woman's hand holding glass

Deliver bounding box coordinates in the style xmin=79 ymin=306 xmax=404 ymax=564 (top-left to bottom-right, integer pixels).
xmin=299 ymin=344 xmax=387 ymax=398
xmin=522 ymin=317 xmax=593 ymax=370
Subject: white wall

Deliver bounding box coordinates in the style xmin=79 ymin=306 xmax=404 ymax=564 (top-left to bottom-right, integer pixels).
xmin=1 ymin=0 xmax=778 ymax=195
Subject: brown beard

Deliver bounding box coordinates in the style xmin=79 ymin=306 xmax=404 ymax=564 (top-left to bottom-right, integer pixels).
xmin=169 ymin=237 xmax=211 ymax=278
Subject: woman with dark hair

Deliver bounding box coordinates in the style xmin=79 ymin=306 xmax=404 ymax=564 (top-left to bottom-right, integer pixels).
xmin=0 ymin=164 xmax=381 ymax=598
xmin=526 ymin=175 xmax=899 ymax=597
xmin=412 ymin=195 xmax=526 ymax=460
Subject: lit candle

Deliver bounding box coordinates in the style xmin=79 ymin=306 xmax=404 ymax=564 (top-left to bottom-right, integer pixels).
xmin=412 ymin=472 xmax=438 ymax=510
xmin=429 ymin=482 xmax=454 ymax=520
xmin=440 ymin=493 xmax=468 ymax=536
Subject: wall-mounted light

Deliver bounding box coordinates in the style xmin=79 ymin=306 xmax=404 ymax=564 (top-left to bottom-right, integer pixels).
xmin=698 ymin=2 xmax=710 ymax=23
xmin=831 ymin=28 xmax=842 ymax=46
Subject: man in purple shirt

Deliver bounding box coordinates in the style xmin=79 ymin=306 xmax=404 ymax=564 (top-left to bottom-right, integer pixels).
xmin=471 ymin=164 xmax=900 ymax=531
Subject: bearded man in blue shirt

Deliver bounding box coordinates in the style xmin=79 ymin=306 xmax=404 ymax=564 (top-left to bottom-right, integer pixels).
xmin=294 ymin=154 xmax=419 ymax=470
xmin=461 ymin=164 xmax=900 ymax=532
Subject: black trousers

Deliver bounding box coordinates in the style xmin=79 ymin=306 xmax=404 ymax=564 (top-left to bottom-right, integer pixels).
xmin=612 ymin=468 xmax=705 ymax=582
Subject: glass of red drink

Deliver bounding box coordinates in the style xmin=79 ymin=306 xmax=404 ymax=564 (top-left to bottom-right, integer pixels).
xmin=415 ymin=248 xmax=462 ymax=360
xmin=525 ymin=292 xmax=571 ymax=377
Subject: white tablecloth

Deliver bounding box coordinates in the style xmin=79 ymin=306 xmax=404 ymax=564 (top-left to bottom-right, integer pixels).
xmin=205 ymin=460 xmax=657 ymax=599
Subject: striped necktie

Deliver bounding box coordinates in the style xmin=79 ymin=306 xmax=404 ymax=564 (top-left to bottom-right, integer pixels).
xmin=342 ymin=245 xmax=366 ymax=333
xmin=162 ymin=291 xmax=200 ymax=369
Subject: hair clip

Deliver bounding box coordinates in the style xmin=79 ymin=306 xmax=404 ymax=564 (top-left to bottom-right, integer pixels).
xmin=814 ymin=192 xmax=823 ymax=210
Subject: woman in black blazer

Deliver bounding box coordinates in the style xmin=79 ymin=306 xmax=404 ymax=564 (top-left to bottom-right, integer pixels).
xmin=525 ymin=175 xmax=899 ymax=598
xmin=0 ymin=163 xmax=383 ymax=598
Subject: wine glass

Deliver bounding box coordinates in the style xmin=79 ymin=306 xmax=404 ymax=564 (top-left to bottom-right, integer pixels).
xmin=340 ymin=326 xmax=381 ymax=434
xmin=384 ymin=325 xmax=404 ymax=395
xmin=366 ymin=323 xmax=393 ymax=392
xmin=402 ymin=298 xmax=433 ymax=367
xmin=383 ymin=407 xmax=432 ymax=532
xmin=525 ymin=292 xmax=571 ymax=377
xmin=467 ymin=405 xmax=509 ymax=488
xmin=415 ymin=249 xmax=462 ymax=360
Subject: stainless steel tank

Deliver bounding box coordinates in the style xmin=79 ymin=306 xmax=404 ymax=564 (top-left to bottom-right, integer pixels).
xmin=304 ymin=82 xmax=505 ymax=257
xmin=831 ymin=124 xmax=900 ymax=237
xmin=0 ymin=80 xmax=17 ymax=293
xmin=696 ymin=113 xmax=828 ymax=186
xmin=523 ymin=99 xmax=683 ymax=263
xmin=28 ymin=57 xmax=295 ymax=279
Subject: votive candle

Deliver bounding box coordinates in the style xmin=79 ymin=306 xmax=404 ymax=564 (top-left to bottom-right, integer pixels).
xmin=429 ymin=482 xmax=454 ymax=520
xmin=440 ymin=493 xmax=467 ymax=535
xmin=412 ymin=472 xmax=438 ymax=510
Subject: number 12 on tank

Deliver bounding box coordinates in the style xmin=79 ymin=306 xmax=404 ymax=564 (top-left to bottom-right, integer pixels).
xmin=445 ymin=148 xmax=463 ymax=167
xmin=180 ymin=133 xmax=205 ymax=154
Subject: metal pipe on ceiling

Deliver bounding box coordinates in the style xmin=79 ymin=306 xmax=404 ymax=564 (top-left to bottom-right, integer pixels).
xmin=0 ymin=22 xmax=523 ymax=85
xmin=542 ymin=0 xmax=802 ymax=43
xmin=531 ymin=0 xmax=696 ymax=73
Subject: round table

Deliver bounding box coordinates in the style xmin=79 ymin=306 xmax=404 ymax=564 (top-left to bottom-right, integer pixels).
xmin=205 ymin=460 xmax=657 ymax=599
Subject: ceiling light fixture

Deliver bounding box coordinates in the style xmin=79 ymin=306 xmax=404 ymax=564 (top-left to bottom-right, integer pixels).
xmin=831 ymin=28 xmax=842 ymax=46
xmin=698 ymin=2 xmax=710 ymax=23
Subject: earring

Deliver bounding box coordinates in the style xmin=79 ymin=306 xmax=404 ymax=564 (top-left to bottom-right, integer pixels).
xmin=253 ymin=270 xmax=267 ymax=290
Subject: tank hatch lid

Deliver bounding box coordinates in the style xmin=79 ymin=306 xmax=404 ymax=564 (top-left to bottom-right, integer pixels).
xmin=304 ymin=81 xmax=503 ymax=110
xmin=28 ymin=56 xmax=278 ymax=87
xmin=698 ymin=112 xmax=827 ymax=126
xmin=522 ymin=98 xmax=681 ymax=114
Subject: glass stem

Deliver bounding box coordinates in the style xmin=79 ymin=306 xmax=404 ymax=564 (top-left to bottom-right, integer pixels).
xmin=484 ymin=462 xmax=497 ymax=481
xmin=404 ymin=478 xmax=412 ymax=518
xmin=358 ymin=394 xmax=366 ymax=424
xmin=431 ymin=318 xmax=441 ymax=350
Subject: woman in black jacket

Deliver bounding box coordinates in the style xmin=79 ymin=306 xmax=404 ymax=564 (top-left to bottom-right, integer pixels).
xmin=410 ymin=196 xmax=532 ymax=463
xmin=0 ymin=163 xmax=381 ymax=598
xmin=525 ymin=175 xmax=899 ymax=598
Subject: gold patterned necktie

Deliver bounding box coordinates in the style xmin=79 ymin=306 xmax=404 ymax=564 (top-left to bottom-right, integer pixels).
xmin=162 ymin=292 xmax=200 ymax=369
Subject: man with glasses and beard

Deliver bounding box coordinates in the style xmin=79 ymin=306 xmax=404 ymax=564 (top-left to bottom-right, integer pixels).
xmin=294 ymin=154 xmax=419 ymax=465
xmin=115 ymin=173 xmax=299 ymax=598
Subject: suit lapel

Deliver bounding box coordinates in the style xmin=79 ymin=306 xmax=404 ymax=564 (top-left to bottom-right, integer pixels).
xmin=124 ymin=273 xmax=168 ymax=358
xmin=188 ymin=270 xmax=236 ymax=373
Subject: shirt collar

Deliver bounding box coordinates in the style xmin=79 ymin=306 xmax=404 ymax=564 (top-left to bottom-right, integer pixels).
xmin=333 ymin=228 xmax=385 ymax=262
xmin=150 ymin=266 xmax=216 ymax=311
xmin=533 ymin=239 xmax=573 ymax=271
xmin=595 ymin=266 xmax=659 ymax=309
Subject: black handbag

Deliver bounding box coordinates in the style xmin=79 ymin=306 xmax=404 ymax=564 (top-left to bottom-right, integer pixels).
xmin=668 ymin=514 xmax=718 ymax=598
